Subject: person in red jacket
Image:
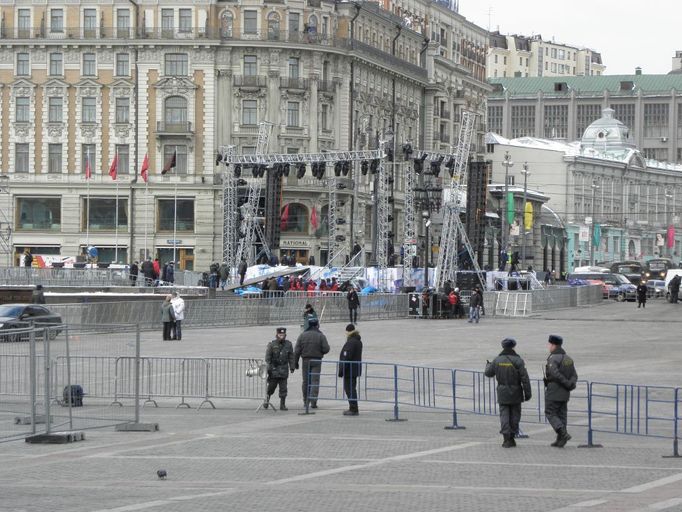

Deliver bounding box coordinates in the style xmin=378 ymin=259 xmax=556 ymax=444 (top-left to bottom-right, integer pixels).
xmin=448 ymin=290 xmax=458 ymax=319
xmin=152 ymin=258 xmax=161 ymax=281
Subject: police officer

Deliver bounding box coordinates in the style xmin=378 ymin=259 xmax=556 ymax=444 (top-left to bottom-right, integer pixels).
xmin=294 ymin=317 xmax=330 ymax=409
xmin=264 ymin=327 xmax=295 ymax=410
xmin=544 ymin=334 xmax=578 ymax=447
xmin=484 ymin=338 xmax=532 ymax=447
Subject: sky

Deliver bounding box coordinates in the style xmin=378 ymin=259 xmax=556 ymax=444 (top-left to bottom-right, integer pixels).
xmin=462 ymin=0 xmax=680 ymax=75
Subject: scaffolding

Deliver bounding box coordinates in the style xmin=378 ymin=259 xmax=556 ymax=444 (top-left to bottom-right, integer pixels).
xmin=401 ymin=161 xmax=417 ymax=286
xmin=376 ymin=159 xmax=391 ymax=288
xmin=0 ymin=177 xmax=12 ymax=266
xmin=327 ymin=176 xmax=339 ymax=262
xmin=221 ymin=146 xmax=238 ymax=266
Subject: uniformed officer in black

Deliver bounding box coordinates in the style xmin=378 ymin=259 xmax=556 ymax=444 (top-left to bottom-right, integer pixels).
xmin=484 ymin=338 xmax=532 ymax=447
xmin=264 ymin=327 xmax=295 ymax=410
xmin=544 ymin=334 xmax=578 ymax=447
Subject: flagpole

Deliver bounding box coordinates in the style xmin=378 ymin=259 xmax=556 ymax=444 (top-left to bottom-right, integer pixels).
xmin=173 ymin=145 xmax=178 ymax=266
xmin=144 ymin=178 xmax=149 ymax=260
xmin=114 ymin=149 xmax=119 ymax=264
xmin=86 ymin=148 xmax=90 ymax=249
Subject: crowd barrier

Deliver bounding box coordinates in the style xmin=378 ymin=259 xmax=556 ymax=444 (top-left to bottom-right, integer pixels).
xmin=0 ymin=266 xmax=130 ymax=287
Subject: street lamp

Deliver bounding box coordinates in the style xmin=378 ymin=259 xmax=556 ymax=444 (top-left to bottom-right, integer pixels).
xmin=520 ymin=164 xmax=530 ymax=269
xmin=590 ymin=179 xmax=601 ymax=266
xmin=422 ymin=210 xmax=431 ymax=289
xmin=665 ymin=189 xmax=673 ymax=257
xmin=501 ymin=152 xmax=514 ymax=262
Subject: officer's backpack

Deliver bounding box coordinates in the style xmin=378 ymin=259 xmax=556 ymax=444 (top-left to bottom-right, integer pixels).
xmin=62 ymin=385 xmax=84 ymax=407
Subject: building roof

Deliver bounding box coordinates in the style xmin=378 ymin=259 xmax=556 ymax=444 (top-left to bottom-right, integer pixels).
xmin=488 ymin=74 xmax=682 ymax=97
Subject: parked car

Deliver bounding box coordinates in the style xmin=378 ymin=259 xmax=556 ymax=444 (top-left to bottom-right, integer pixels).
xmin=609 ymin=261 xmax=644 ymax=285
xmin=645 ymin=279 xmax=666 ymax=298
xmin=0 ymin=304 xmax=63 ymax=341
xmin=567 ymin=271 xmax=636 ymax=301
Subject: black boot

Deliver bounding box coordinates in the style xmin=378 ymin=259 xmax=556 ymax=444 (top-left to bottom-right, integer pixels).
xmin=508 ymin=434 xmax=516 ymax=447
xmin=550 ymin=429 xmax=561 ymax=447
xmin=555 ymin=427 xmax=571 ymax=448
xmin=502 ymin=434 xmax=513 ymax=448
xmin=263 ymin=394 xmax=271 ymax=409
xmin=280 ymin=397 xmax=288 ymax=411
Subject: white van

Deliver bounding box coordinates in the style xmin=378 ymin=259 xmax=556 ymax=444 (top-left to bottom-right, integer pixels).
xmin=663 ymin=269 xmax=682 ymax=301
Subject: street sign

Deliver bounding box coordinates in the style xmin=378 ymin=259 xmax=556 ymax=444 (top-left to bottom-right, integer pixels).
xmin=166 ymin=239 xmax=182 ymax=245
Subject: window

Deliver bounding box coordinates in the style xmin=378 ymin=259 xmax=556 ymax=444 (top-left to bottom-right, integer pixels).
xmin=487 ymin=105 xmax=503 ymax=134
xmin=83 ymin=197 xmax=128 ymax=230
xmin=50 ymin=9 xmax=63 ymax=33
xmin=243 ymin=55 xmax=257 ymax=76
xmin=157 ymin=198 xmax=194 ymax=231
xmin=116 ymin=145 xmax=130 ymax=175
xmin=16 ymin=97 xmax=30 ymax=122
xmin=179 ymin=8 xmax=192 ymax=32
xmin=161 ymin=9 xmax=174 ymax=36
xmin=17 ymin=197 xmax=61 ymax=231
xmin=551 ymin=48 xmax=557 ymax=58
xmin=643 ymin=148 xmax=668 ymax=161
xmin=558 ymin=49 xmax=565 ymax=60
xmin=281 ymin=203 xmax=308 ymax=233
xmin=115 ymin=97 xmax=130 ymax=124
xmin=287 ymin=101 xmax=300 ymax=127
xmin=288 ymin=57 xmax=299 ymax=78
xmin=18 ymin=9 xmax=31 ymax=38
xmin=267 ymin=12 xmax=280 ymax=40
xmin=643 ymin=103 xmax=669 ymax=138
xmin=164 ymin=53 xmax=188 ymax=76
xmin=117 ymin=9 xmax=131 ymax=38
xmin=164 ymin=96 xmax=187 ymax=128
xmin=83 ymin=8 xmax=97 ymax=37
xmin=116 ymin=53 xmax=130 ymax=76
xmin=242 ymin=99 xmax=257 ymax=125
xmin=81 ymin=144 xmax=95 ymax=175
xmin=16 ymin=53 xmax=30 ymax=76
xmin=15 ymin=144 xmax=29 ymax=173
xmin=220 ymin=11 xmax=233 ymax=38
xmin=244 ymin=10 xmax=257 ymax=34
xmin=612 ymin=103 xmax=636 ymax=137
xmin=163 ymin=145 xmax=188 ymax=175
xmin=48 ymin=144 xmax=62 ymax=174
xmin=494 ymin=54 xmax=498 ymax=64
xmin=321 ymin=104 xmax=329 ymax=131
xmin=510 ymin=105 xmax=535 ymax=138
xmin=576 ymin=104 xmax=602 ymax=139
xmin=82 ymin=97 xmax=96 ymax=124
xmin=49 ymin=53 xmax=63 ymax=76
xmin=543 ymin=104 xmax=569 ymax=139
xmin=48 ymin=97 xmax=63 ymax=123
xmin=289 ymin=12 xmax=300 ymax=34
xmin=82 ymin=53 xmax=96 ymax=76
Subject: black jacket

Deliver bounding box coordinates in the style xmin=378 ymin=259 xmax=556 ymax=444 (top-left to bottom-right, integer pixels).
xmin=338 ymin=331 xmax=363 ymax=378
xmin=544 ymin=347 xmax=578 ymax=402
xmin=294 ymin=327 xmax=330 ymax=363
xmin=636 ymin=283 xmax=647 ymax=300
xmin=31 ymin=290 xmax=46 ymax=304
xmin=469 ymin=291 xmax=482 ymax=308
xmin=484 ymin=348 xmax=531 ymax=405
xmin=141 ymin=260 xmax=154 ymax=278
xmin=130 ymin=263 xmax=139 ymax=277
xmin=238 ymin=261 xmax=247 ymax=275
xmin=347 ymin=290 xmax=360 ymax=308
xmin=265 ymin=338 xmax=295 ymax=379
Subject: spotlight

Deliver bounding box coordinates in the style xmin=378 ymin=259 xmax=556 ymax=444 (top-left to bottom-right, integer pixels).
xmin=311 ymin=162 xmax=319 ymax=178
xmin=402 ymin=143 xmax=413 ymax=158
xmin=386 ymin=148 xmax=394 ymax=162
xmin=215 ymin=153 xmax=223 ymax=166
xmin=342 ymin=161 xmax=350 ymax=176
xmin=336 ymin=218 xmax=347 ymax=225
xmin=335 ymin=235 xmax=346 ymax=242
xmin=296 ymin=163 xmax=306 ymax=178
xmin=251 ymin=164 xmax=259 ymax=178
xmin=237 ymin=178 xmax=247 ymax=186
xmin=413 ymin=154 xmax=427 ymax=174
xmin=234 ymin=164 xmax=242 ymax=178
xmin=282 ymin=163 xmax=290 ymax=177
xmin=370 ymin=159 xmax=380 ymax=174
xmin=334 ymin=161 xmax=343 ymax=177
xmin=272 ymin=163 xmax=281 ymax=177
xmin=430 ymin=156 xmax=444 ymax=177
xmin=318 ymin=162 xmax=326 ymax=179
xmin=361 ymin=160 xmax=369 ymax=175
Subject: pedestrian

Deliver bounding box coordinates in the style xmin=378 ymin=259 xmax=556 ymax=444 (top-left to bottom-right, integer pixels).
xmin=129 ymin=261 xmax=139 ymax=286
xmin=141 ymin=257 xmax=154 ymax=286
xmin=347 ymin=286 xmax=360 ymax=323
xmin=294 ymin=317 xmax=330 ymax=409
xmin=544 ymin=334 xmax=578 ymax=448
xmin=447 ymin=290 xmax=457 ymax=319
xmin=161 ymin=295 xmax=175 ymax=340
xmin=166 ymin=261 xmax=175 ymax=284
xmin=31 ymin=284 xmax=46 ymax=304
xmin=170 ymin=292 xmax=185 ymax=340
xmin=339 ymin=323 xmax=363 ymax=416
xmin=302 ymin=303 xmax=318 ymax=331
xmin=484 ymin=338 xmax=532 ymax=447
xmin=636 ymin=282 xmax=647 ymax=308
xmin=219 ymin=262 xmax=230 ymax=290
xmin=152 ymin=258 xmax=161 ymax=281
xmin=238 ymin=258 xmax=247 ymax=286
xmin=543 ymin=268 xmax=551 ymax=286
xmin=668 ymin=275 xmax=681 ymax=303
xmin=468 ymin=287 xmax=482 ymax=323
xmin=264 ymin=327 xmax=296 ymax=410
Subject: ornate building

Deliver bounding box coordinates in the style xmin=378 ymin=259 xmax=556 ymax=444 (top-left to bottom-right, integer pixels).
xmin=0 ymin=0 xmax=488 ymax=270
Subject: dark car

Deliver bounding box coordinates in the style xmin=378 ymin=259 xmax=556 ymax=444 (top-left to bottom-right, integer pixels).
xmin=0 ymin=304 xmax=63 ymax=341
xmin=609 ymin=261 xmax=644 ymax=285
xmin=644 ymin=258 xmax=675 ymax=281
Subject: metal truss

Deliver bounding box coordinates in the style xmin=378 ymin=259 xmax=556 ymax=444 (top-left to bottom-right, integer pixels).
xmin=327 ymin=177 xmax=339 ymax=263
xmin=401 ymin=162 xmax=417 ymax=286
xmin=376 ymin=160 xmax=391 ymax=287
xmin=435 ymin=110 xmax=485 ymax=290
xmin=218 ymin=149 xmax=383 ymax=165
xmin=0 ymin=178 xmax=12 ymax=266
xmin=221 ymin=146 xmax=238 ymax=267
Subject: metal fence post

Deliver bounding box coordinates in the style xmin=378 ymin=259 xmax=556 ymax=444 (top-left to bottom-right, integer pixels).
xmin=579 ymin=381 xmax=603 ymax=448
xmin=298 ymin=362 xmax=314 ymax=416
xmin=134 ymin=325 xmax=141 ymax=424
xmin=64 ymin=325 xmax=73 ymax=431
xmin=663 ymin=387 xmax=680 ymax=458
xmin=386 ymin=364 xmax=407 ymax=422
xmin=444 ymin=369 xmax=465 ymax=430
xmin=29 ymin=328 xmax=37 ymax=435
xmin=43 ymin=327 xmax=51 ymax=434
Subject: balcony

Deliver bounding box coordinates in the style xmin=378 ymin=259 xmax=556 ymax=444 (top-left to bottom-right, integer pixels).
xmin=440 ymin=110 xmax=451 ymax=120
xmin=280 ymin=77 xmax=309 ymax=90
xmin=317 ymin=80 xmax=335 ymax=93
xmin=233 ymin=75 xmax=268 ymax=89
xmin=0 ymin=25 xmax=219 ymax=41
xmin=156 ymin=122 xmax=193 ymax=137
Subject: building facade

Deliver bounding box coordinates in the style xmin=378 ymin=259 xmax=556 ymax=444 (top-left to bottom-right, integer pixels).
xmin=0 ymin=0 xmax=488 ymax=270
xmin=487 ymin=32 xmax=605 ymax=79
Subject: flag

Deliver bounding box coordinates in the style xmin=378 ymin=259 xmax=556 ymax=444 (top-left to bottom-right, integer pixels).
xmin=162 ymin=150 xmax=176 ymax=175
xmin=140 ymin=154 xmax=149 ymax=183
xmin=109 ymin=153 xmax=118 ymax=181
xmin=667 ymin=226 xmax=675 ymax=249
xmin=85 ymin=154 xmax=92 ymax=180
xmin=280 ymin=204 xmax=290 ymax=231
xmin=310 ymin=206 xmax=318 ymax=230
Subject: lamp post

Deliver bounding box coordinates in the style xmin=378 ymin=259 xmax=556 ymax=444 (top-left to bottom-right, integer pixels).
xmin=422 ymin=210 xmax=431 ymax=289
xmin=520 ymin=164 xmax=530 ymax=268
xmin=590 ymin=179 xmax=600 ymax=266
xmin=501 ymin=152 xmax=514 ymax=261
xmin=665 ymin=189 xmax=673 ymax=257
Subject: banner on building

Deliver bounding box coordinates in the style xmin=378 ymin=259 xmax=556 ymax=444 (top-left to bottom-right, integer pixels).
xmin=579 ymin=225 xmax=589 ymax=242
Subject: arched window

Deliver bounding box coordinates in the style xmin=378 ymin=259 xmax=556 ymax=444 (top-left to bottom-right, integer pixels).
xmin=281 ymin=203 xmax=308 ymax=233
xmin=308 ymin=15 xmax=317 ymax=31
xmin=267 ymin=12 xmax=280 ymax=40
xmin=164 ymin=96 xmax=187 ymax=130
xmin=220 ymin=11 xmax=233 ymax=38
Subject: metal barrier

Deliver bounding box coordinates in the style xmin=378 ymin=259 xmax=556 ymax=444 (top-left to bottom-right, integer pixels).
xmin=492 ymin=285 xmax=603 ymax=317
xmin=0 ymin=266 xmax=130 ymax=287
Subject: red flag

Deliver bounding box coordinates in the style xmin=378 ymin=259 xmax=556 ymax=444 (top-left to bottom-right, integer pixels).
xmin=310 ymin=206 xmax=318 ymax=230
xmin=162 ymin=150 xmax=176 ymax=175
xmin=140 ymin=154 xmax=149 ymax=183
xmin=667 ymin=225 xmax=675 ymax=249
xmin=85 ymin=154 xmax=92 ymax=180
xmin=109 ymin=153 xmax=118 ymax=181
xmin=280 ymin=204 xmax=290 ymax=231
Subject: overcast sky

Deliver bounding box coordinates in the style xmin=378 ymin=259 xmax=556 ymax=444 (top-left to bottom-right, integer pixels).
xmin=462 ymin=0 xmax=680 ymax=75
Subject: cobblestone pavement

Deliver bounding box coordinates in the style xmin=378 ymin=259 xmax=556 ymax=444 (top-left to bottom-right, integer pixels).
xmin=1 ymin=300 xmax=681 ymax=512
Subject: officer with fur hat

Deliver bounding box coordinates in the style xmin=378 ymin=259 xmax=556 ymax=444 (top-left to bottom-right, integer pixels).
xmin=544 ymin=334 xmax=578 ymax=447
xmin=264 ymin=327 xmax=295 ymax=410
xmin=485 ymin=338 xmax=532 ymax=447
xmin=338 ymin=324 xmax=363 ymax=416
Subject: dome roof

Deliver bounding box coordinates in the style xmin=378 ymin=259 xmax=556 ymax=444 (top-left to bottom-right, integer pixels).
xmin=580 ymin=108 xmax=636 ymax=150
